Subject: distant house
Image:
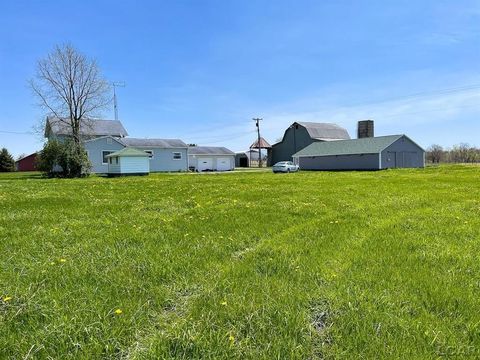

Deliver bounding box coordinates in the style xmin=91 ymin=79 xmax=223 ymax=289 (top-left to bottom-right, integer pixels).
xmin=15 ymin=152 xmax=38 ymax=171
xmin=106 ymin=147 xmax=150 ymax=176
xmin=292 ymin=135 xmax=425 ymax=170
xmin=44 ymin=117 xmax=188 ymax=173
xmin=269 ymin=122 xmax=350 ymax=165
xmin=188 ymin=146 xmax=235 ymax=171
xmin=44 ymin=116 xmax=128 ymax=141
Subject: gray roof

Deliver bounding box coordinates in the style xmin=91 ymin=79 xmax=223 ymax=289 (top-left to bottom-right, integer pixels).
xmin=120 ymin=138 xmax=187 ymax=148
xmin=293 ymin=135 xmax=404 ymax=157
xmin=45 ymin=116 xmax=128 ymax=137
xmin=106 ymin=147 xmax=150 ymax=158
xmin=188 ymin=146 xmax=235 ymax=155
xmin=296 ymin=122 xmax=350 ymax=140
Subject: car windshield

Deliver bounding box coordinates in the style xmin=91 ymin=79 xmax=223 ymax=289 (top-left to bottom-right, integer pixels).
xmin=274 ymin=162 xmax=288 ymax=166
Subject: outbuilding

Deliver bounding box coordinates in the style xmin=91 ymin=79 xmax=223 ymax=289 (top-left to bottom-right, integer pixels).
xmin=269 ymin=122 xmax=351 ymax=165
xmin=188 ymin=146 xmax=235 ymax=171
xmin=235 ymin=152 xmax=249 ymax=167
xmin=15 ymin=152 xmax=38 ymax=171
xmin=106 ymin=148 xmax=150 ymax=176
xmin=292 ymin=135 xmax=425 ymax=170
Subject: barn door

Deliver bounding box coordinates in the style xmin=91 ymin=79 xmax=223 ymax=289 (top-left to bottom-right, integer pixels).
xmin=396 ymin=152 xmax=404 ymax=168
xmin=386 ymin=151 xmax=396 ymax=168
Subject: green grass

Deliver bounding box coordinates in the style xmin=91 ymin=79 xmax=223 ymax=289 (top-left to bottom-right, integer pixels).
xmin=1 ymin=165 xmax=479 ymax=359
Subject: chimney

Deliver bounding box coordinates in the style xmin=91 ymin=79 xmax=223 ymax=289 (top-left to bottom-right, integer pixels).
xmin=357 ymin=120 xmax=374 ymax=138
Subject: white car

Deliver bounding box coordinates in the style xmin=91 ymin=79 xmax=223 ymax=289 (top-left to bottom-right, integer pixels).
xmin=272 ymin=161 xmax=299 ymax=173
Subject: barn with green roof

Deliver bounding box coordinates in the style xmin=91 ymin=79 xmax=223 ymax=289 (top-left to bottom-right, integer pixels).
xmin=292 ymin=135 xmax=425 ymax=170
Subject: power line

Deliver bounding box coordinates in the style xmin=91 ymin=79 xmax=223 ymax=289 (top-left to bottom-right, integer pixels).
xmin=186 ymin=130 xmax=256 ymax=144
xmin=0 ymin=130 xmax=35 ymax=135
xmin=344 ymin=83 xmax=480 ymax=108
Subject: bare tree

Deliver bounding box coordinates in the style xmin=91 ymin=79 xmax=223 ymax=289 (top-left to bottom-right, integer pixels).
xmin=426 ymin=144 xmax=444 ymax=163
xmin=30 ymin=44 xmax=111 ymax=146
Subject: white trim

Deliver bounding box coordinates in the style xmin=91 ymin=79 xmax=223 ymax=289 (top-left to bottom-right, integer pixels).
xmin=172 ymin=151 xmax=183 ymax=160
xmin=102 ymin=150 xmax=115 ymax=165
xmin=143 ymin=150 xmax=154 ymax=159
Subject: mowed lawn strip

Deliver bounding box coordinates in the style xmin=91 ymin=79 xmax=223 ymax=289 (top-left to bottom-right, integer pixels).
xmin=0 ymin=165 xmax=479 ymax=359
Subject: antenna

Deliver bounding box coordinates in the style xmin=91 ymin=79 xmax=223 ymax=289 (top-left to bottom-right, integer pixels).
xmin=112 ymin=82 xmax=126 ymax=121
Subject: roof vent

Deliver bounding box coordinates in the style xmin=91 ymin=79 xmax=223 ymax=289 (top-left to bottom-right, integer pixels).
xmin=357 ymin=120 xmax=374 ymax=138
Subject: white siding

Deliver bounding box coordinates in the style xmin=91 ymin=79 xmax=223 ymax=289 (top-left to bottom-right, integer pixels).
xmin=108 ymin=157 xmax=121 ymax=174
xmin=119 ymin=157 xmax=150 ymax=174
xmin=188 ymin=155 xmax=235 ymax=171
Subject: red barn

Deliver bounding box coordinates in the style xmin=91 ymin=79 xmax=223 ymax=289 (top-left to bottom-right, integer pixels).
xmin=15 ymin=152 xmax=38 ymax=171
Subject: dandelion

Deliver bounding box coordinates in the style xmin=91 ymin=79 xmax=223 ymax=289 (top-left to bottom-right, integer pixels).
xmin=3 ymin=296 xmax=12 ymax=302
xmin=59 ymin=258 xmax=67 ymax=263
xmin=50 ymin=262 xmax=55 ymax=266
xmin=228 ymin=334 xmax=235 ymax=342
xmin=464 ymin=221 xmax=468 ymax=224
xmin=334 ymin=220 xmax=339 ymax=224
xmin=220 ymin=301 xmax=227 ymax=306
xmin=114 ymin=309 xmax=123 ymax=315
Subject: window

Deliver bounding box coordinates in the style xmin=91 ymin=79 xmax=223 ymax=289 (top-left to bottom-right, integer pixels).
xmin=115 ymin=157 xmax=119 ymax=165
xmin=102 ymin=151 xmax=114 ymax=164
xmin=173 ymin=152 xmax=182 ymax=160
xmin=109 ymin=157 xmax=112 ymax=164
xmin=107 ymin=138 xmax=113 ymax=144
xmin=144 ymin=150 xmax=154 ymax=159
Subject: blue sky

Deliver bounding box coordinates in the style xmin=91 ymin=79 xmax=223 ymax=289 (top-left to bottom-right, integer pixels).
xmin=1 ymin=0 xmax=479 ymax=157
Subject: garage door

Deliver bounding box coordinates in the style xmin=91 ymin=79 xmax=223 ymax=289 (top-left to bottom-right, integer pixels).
xmin=197 ymin=158 xmax=213 ymax=171
xmin=216 ymin=157 xmax=231 ymax=171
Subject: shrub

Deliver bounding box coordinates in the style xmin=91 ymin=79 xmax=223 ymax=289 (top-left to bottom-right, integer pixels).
xmin=37 ymin=140 xmax=91 ymax=178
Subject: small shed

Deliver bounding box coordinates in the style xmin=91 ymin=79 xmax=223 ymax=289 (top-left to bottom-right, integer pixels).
xmin=292 ymin=135 xmax=425 ymax=170
xmin=235 ymin=152 xmax=249 ymax=167
xmin=106 ymin=148 xmax=150 ymax=176
xmin=188 ymin=146 xmax=235 ymax=171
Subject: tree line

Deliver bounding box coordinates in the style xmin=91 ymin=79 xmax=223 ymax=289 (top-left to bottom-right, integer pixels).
xmin=426 ymin=144 xmax=480 ymax=164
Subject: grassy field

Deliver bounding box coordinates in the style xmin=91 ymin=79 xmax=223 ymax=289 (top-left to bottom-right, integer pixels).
xmin=1 ymin=165 xmax=479 ymax=359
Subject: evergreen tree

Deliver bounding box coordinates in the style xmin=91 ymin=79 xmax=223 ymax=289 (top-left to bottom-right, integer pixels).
xmin=0 ymin=148 xmax=15 ymax=172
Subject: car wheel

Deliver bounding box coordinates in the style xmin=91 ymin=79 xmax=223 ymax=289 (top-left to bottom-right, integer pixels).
xmin=287 ymin=168 xmax=290 ymax=173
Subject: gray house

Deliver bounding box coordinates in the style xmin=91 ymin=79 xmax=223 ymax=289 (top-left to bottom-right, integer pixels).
xmin=292 ymin=135 xmax=425 ymax=170
xmin=269 ymin=122 xmax=350 ymax=165
xmin=83 ymin=136 xmax=188 ymax=173
xmin=44 ymin=116 xmax=128 ymax=141
xmin=45 ymin=117 xmax=188 ymax=173
xmin=120 ymin=138 xmax=188 ymax=172
xmin=188 ymin=146 xmax=235 ymax=171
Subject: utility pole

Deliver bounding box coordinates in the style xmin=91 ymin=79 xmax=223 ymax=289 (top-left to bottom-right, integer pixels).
xmin=112 ymin=82 xmax=126 ymax=121
xmin=253 ymin=117 xmax=263 ymax=167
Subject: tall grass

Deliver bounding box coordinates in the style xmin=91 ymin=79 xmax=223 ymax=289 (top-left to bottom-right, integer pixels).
xmin=0 ymin=165 xmax=479 ymax=358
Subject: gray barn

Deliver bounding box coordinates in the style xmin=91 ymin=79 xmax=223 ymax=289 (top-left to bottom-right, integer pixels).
xmin=269 ymin=122 xmax=350 ymax=165
xmin=292 ymin=135 xmax=425 ymax=170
